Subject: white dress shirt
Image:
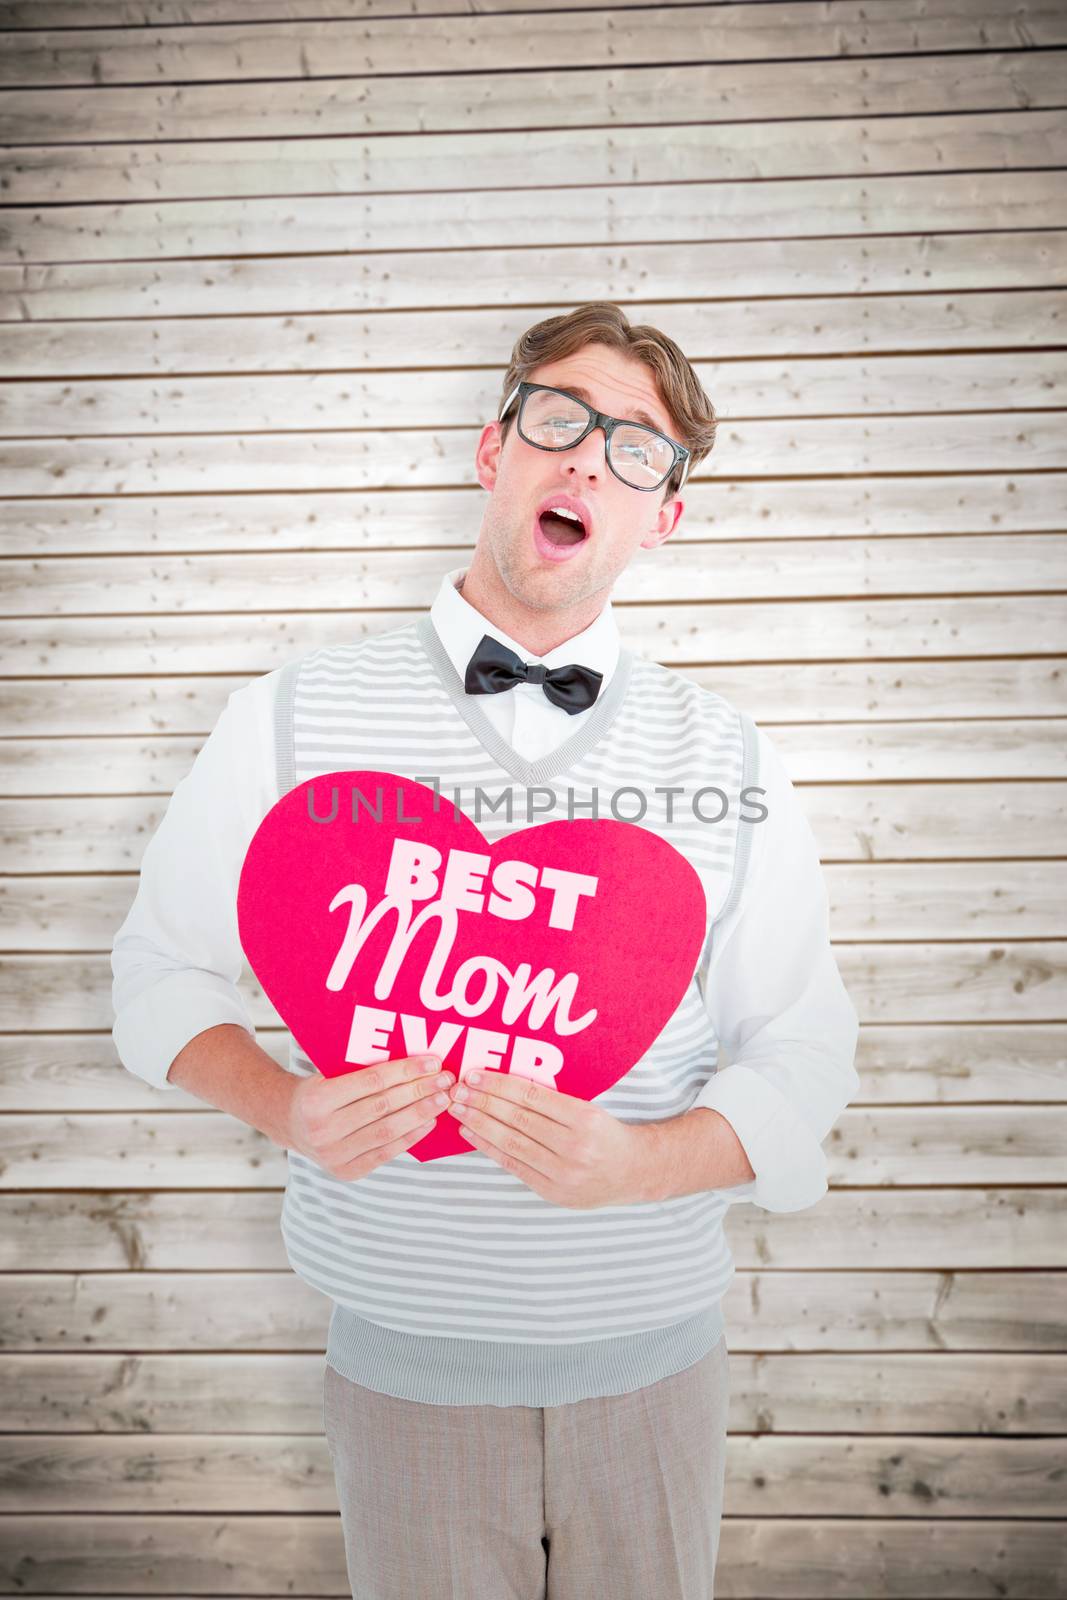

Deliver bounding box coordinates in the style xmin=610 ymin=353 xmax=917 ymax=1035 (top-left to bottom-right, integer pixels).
xmin=111 ymin=565 xmax=860 ymax=1213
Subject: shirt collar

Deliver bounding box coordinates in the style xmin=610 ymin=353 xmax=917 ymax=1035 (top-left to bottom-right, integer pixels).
xmin=429 ymin=565 xmax=620 ymax=687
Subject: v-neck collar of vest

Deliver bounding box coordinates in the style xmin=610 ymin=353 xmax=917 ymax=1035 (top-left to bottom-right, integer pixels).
xmin=414 ymin=612 xmax=636 ymax=788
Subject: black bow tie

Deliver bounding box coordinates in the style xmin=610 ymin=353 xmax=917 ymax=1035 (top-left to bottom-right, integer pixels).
xmin=463 ymin=633 xmax=603 ymax=716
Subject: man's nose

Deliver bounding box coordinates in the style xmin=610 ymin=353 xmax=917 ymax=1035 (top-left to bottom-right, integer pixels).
xmin=563 ymin=426 xmax=608 ymax=477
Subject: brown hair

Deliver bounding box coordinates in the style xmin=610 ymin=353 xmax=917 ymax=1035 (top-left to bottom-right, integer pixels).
xmin=497 ymin=301 xmax=716 ymax=502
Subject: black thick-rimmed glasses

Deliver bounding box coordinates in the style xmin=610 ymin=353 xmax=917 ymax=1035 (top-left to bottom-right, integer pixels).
xmin=498 ymin=381 xmax=691 ymax=493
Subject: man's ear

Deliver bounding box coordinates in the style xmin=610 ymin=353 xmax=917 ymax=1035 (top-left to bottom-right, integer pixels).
xmin=475 ymin=421 xmax=504 ymax=492
xmin=640 ymin=495 xmax=684 ymax=549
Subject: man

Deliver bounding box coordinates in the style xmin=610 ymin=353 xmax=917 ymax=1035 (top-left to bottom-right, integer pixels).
xmin=112 ymin=302 xmax=860 ymax=1599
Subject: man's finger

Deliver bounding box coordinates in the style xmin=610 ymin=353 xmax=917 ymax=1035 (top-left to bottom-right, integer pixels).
xmin=457 ymin=1067 xmax=584 ymax=1127
xmin=451 ymin=1099 xmax=565 ymax=1182
xmin=327 ymin=1055 xmax=443 ymax=1107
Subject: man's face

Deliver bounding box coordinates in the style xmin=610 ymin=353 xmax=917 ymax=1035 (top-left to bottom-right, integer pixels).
xmin=472 ymin=343 xmax=686 ymax=615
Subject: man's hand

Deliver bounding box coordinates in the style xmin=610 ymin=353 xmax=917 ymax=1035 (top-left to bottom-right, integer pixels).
xmin=286 ymin=1054 xmax=455 ymax=1180
xmin=446 ymin=1068 xmax=661 ymax=1208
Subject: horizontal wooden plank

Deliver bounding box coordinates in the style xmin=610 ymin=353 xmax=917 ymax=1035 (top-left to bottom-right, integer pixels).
xmin=0 ymin=796 xmax=174 ymax=872
xmin=7 ymin=355 xmax=1067 ymax=439
xmin=4 ymin=718 xmax=1064 ymax=794
xmin=6 ymin=3 xmax=1067 ymax=91
xmin=4 ymin=0 xmax=760 ymax=19
xmin=851 ymin=1023 xmax=1067 ymax=1103
xmin=0 ymin=0 xmax=895 ymax=24
xmin=828 ymin=1107 xmax=1067 ymax=1184
xmin=0 ymin=1515 xmax=1064 ymax=1597
xmin=0 ymin=1516 xmax=1062 ymax=1598
xmin=2 ymin=1107 xmax=1065 ymax=1190
xmin=6 ymin=664 xmax=1067 ymax=744
xmin=0 ymin=1109 xmax=283 ymax=1189
xmin=3 ymin=1270 xmax=1066 ymax=1352
xmin=8 ymin=109 xmax=1066 ymax=209
xmin=4 ymin=476 xmax=1064 ymax=555
xmin=1 ymin=0 xmax=1061 ymax=26
xmin=4 ymin=231 xmax=1061 ymax=320
xmin=3 ymin=44 xmax=1064 ymax=146
xmin=824 ymin=862 xmax=1067 ymax=940
xmin=4 ymin=1187 xmax=1064 ymax=1271
xmin=7 ymin=293 xmax=1064 ymax=383
xmin=849 ymin=1023 xmax=1067 ymax=1103
xmin=9 ymin=537 xmax=1066 ymax=618
xmin=135 ymin=940 xmax=1067 ymax=1026
xmin=0 ymin=1032 xmax=275 ymax=1112
xmin=7 ymin=170 xmax=1066 ymax=264
xmin=5 ymin=416 xmax=1063 ymax=497
xmin=3 ymin=1432 xmax=1063 ymax=1517
xmin=1 ymin=0 xmax=752 ymax=21
xmin=3 ymin=1023 xmax=1064 ymax=1113
xmin=0 ymin=952 xmax=258 ymax=1031
xmin=6 ymin=862 xmax=1065 ymax=950
xmin=838 ymin=942 xmax=1067 ymax=1023
xmin=2 ymin=1348 xmax=1063 ymax=1436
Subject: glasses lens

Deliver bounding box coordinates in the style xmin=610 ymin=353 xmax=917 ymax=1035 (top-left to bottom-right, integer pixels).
xmin=520 ymin=387 xmax=589 ymax=446
xmin=609 ymin=424 xmax=676 ymax=490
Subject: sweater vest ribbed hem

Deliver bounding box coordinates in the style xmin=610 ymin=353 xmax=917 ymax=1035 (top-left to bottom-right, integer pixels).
xmin=324 ymin=1299 xmax=727 ymax=1407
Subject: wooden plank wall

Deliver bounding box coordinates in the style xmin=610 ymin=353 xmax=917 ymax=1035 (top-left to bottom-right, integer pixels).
xmin=1 ymin=1 xmax=1066 ymax=1594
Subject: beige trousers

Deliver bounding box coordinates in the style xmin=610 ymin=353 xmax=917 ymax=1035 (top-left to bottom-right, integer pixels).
xmin=323 ymin=1330 xmax=730 ymax=1600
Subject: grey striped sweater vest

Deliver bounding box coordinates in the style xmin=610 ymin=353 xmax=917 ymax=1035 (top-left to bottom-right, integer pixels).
xmin=273 ymin=612 xmax=758 ymax=1406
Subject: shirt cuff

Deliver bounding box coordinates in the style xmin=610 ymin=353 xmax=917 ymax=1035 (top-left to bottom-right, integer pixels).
xmin=691 ymin=1062 xmax=830 ymax=1213
xmin=112 ymin=969 xmax=257 ymax=1092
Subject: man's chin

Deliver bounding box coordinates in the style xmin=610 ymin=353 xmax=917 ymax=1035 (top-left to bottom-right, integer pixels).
xmin=509 ymin=568 xmax=607 ymax=616
xmin=486 ymin=531 xmax=607 ymax=611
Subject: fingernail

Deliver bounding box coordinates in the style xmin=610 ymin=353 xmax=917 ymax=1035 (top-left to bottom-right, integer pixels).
xmin=468 ymin=1068 xmax=483 ymax=1084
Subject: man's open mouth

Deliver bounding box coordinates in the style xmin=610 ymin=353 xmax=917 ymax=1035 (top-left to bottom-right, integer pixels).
xmin=536 ymin=503 xmax=589 ymax=546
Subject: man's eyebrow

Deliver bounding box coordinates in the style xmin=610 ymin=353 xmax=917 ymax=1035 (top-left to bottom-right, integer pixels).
xmin=558 ymin=384 xmax=667 ymax=434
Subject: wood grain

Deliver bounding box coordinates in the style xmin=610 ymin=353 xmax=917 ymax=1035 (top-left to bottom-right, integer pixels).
xmin=3 ymin=1 xmax=1065 ymax=1589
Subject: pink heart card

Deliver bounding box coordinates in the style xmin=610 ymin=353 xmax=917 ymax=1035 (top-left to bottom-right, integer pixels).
xmin=237 ymin=770 xmax=707 ymax=1161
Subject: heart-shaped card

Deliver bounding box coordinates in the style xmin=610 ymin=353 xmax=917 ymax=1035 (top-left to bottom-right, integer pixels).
xmin=237 ymin=770 xmax=707 ymax=1161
